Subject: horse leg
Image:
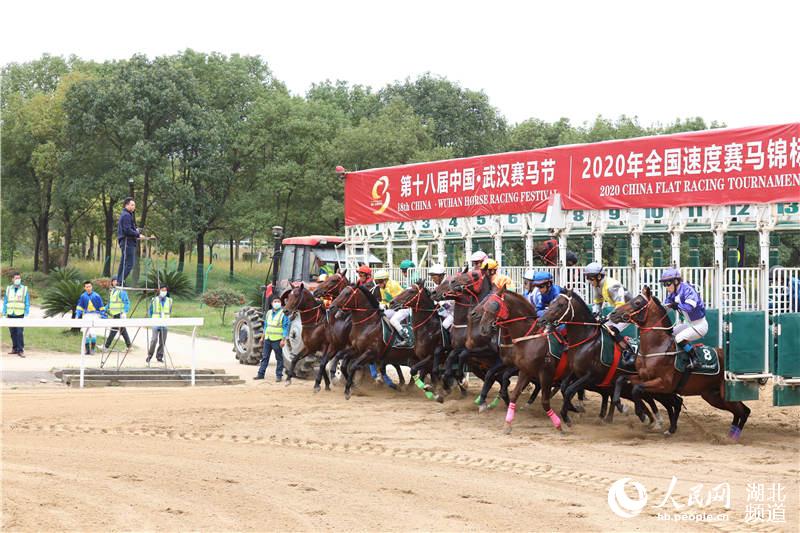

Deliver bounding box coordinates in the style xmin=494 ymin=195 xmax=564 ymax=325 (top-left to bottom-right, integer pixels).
xmin=526 ymin=380 xmax=541 ymax=406
xmin=499 ymin=366 xmax=515 ymax=406
xmin=612 ymin=375 xmax=630 ymax=413
xmin=539 ymin=370 xmax=561 ymax=431
xmin=392 ymin=363 xmax=405 ymax=387
xmin=560 ymin=374 xmax=593 ymax=427
xmin=599 ymin=391 xmax=609 ymax=420
xmin=345 ymin=352 xmax=372 ymax=400
xmin=701 ymin=388 xmax=751 ymax=441
xmin=575 ymin=389 xmax=586 ymax=412
xmin=441 ymin=348 xmax=462 ymax=393
xmin=503 ymin=370 xmax=532 ymax=434
xmin=668 ymin=395 xmax=683 ymax=434
xmin=314 ymin=350 xmax=331 ymax=393
xmin=477 ymin=360 xmax=505 ymax=412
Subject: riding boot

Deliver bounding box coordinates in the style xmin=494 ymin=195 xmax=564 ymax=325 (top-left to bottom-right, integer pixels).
xmin=610 ymin=327 xmax=635 ymax=365
xmin=678 ymin=340 xmax=698 ymax=370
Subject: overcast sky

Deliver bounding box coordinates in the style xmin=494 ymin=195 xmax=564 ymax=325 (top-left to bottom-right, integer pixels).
xmin=2 ymin=0 xmax=797 ymax=128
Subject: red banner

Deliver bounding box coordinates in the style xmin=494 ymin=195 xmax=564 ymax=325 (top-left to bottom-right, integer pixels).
xmin=344 ymin=123 xmax=800 ymax=225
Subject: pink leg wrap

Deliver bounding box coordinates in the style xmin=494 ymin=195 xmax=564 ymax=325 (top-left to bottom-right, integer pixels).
xmin=547 ymin=408 xmax=561 ymax=428
xmin=505 ymin=402 xmax=517 ymax=423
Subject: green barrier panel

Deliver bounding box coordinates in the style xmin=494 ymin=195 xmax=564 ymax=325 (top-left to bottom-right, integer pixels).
xmin=724 ymin=311 xmax=766 ymax=402
xmin=725 ymin=311 xmax=766 ymax=374
xmin=696 ymin=309 xmax=721 ymax=348
xmin=773 ymin=313 xmax=800 ymax=406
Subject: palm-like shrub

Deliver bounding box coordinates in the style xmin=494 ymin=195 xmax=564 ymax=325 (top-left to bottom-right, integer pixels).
xmin=42 ymin=280 xmax=84 ymax=318
xmin=146 ymin=269 xmax=193 ymax=298
xmin=50 ymin=266 xmax=82 ymax=283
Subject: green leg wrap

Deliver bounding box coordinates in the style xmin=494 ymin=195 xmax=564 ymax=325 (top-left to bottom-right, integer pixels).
xmin=489 ymin=395 xmax=500 ymax=409
xmin=474 ymin=394 xmax=483 ymax=405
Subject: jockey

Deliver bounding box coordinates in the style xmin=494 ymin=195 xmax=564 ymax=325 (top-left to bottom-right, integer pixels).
xmin=584 ymin=262 xmax=635 ymax=364
xmin=482 ymin=258 xmax=515 ymax=290
xmin=469 ymin=250 xmax=488 ymax=271
xmin=356 ymin=264 xmax=374 ymax=287
xmin=529 ymin=272 xmax=562 ymax=319
xmin=375 ymin=269 xmax=408 ymax=340
xmin=399 ymin=259 xmax=415 ymax=289
xmin=429 ymin=263 xmax=453 ymax=330
xmin=522 ymin=269 xmax=536 ymax=298
xmin=661 ymin=268 xmax=707 ymax=370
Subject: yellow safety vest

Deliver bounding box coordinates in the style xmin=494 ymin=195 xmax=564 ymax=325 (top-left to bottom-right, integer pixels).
xmin=5 ymin=285 xmax=27 ymax=316
xmin=108 ymin=289 xmax=125 ymax=315
xmin=152 ymin=297 xmax=172 ymax=318
xmin=265 ymin=309 xmax=285 ymax=341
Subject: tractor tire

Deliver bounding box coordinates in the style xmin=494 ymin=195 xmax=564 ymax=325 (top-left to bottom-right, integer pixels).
xmin=233 ymin=307 xmax=264 ymax=365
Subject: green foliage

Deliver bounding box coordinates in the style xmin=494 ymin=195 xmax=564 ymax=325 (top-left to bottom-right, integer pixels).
xmin=49 ymin=266 xmax=82 ymax=283
xmin=41 ymin=279 xmax=84 ymax=318
xmin=201 ymin=288 xmax=245 ymax=324
xmin=147 ymin=269 xmax=193 ymax=298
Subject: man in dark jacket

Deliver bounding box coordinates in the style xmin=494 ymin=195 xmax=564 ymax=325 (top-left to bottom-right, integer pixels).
xmin=116 ymin=197 xmax=141 ymax=284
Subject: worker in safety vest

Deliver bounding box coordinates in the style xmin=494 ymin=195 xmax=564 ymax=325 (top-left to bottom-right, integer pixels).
xmin=76 ymin=280 xmax=107 ymax=355
xmin=318 ymin=261 xmax=336 ymax=278
xmin=529 ymin=272 xmax=563 ymax=318
xmin=470 ymin=250 xmax=488 ymax=271
xmin=429 ymin=264 xmax=454 ymax=330
xmin=104 ymin=277 xmax=132 ymax=351
xmin=584 ymin=262 xmax=635 ymax=363
xmin=398 ymin=259 xmax=415 ymax=289
xmin=3 ymin=272 xmax=30 ymax=357
xmin=254 ymin=295 xmax=290 ymax=381
xmin=661 ymin=268 xmax=707 ymax=370
xmin=147 ymin=286 xmax=172 ymax=363
xmin=482 ymin=258 xmax=515 ymax=290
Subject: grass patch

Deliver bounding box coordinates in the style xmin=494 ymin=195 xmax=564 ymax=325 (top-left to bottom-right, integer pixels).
xmin=1 ymin=327 xmax=88 ymax=353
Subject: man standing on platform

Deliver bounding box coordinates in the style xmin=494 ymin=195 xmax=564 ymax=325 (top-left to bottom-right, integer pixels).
xmin=3 ymin=272 xmax=30 ymax=357
xmin=116 ymin=197 xmax=141 ymax=285
xmin=104 ymin=277 xmax=132 ymax=352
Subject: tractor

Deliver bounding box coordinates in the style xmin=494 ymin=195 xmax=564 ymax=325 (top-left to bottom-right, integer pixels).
xmin=232 ymin=231 xmax=380 ymax=377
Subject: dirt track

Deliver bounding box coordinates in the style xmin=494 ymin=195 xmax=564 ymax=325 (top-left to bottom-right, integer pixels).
xmin=2 ymin=376 xmax=798 ymax=532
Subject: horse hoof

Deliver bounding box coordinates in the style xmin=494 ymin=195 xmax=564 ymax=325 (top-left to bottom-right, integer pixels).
xmin=325 ymin=386 xmax=331 ymax=391
xmin=503 ymin=423 xmax=512 ymax=435
xmin=345 ymin=391 xmax=351 ymax=400
xmin=478 ymin=403 xmax=489 ymax=413
xmin=621 ymin=404 xmax=631 ymax=415
xmin=313 ymin=385 xmax=321 ymax=394
xmin=436 ymin=395 xmax=444 ymax=404
xmin=663 ymin=430 xmax=673 ymax=438
xmin=575 ymin=403 xmax=585 ymax=414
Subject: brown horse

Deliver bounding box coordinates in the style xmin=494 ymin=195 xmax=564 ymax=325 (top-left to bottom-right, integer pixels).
xmin=474 ymin=286 xmax=569 ymax=432
xmin=312 ymin=272 xmax=355 ymax=392
xmin=330 ymin=285 xmax=418 ymax=399
xmin=391 ymin=280 xmax=449 ymax=400
xmin=539 ymin=290 xmax=677 ymax=431
xmin=283 ymin=283 xmax=328 ymax=384
xmin=533 ymin=239 xmax=578 ymax=266
xmin=608 ymin=286 xmax=751 ymax=440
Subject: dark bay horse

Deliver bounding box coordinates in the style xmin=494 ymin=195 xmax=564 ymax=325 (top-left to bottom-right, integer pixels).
xmin=283 ymin=283 xmax=327 ymax=384
xmin=312 ymin=272 xmax=355 ymax=392
xmin=391 ymin=280 xmax=449 ymax=400
xmin=533 ymin=239 xmax=578 ymax=266
xmin=473 ymin=286 xmax=569 ymax=432
xmin=540 ymin=290 xmax=681 ymax=432
xmin=330 ymin=285 xmax=418 ymax=399
xmin=609 ymin=286 xmax=750 ymax=440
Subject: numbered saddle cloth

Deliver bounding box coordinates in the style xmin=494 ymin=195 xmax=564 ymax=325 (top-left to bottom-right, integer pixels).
xmin=675 ymin=344 xmax=720 ymax=375
xmin=599 ymin=328 xmax=638 ymax=374
xmin=381 ymin=317 xmax=414 ymax=348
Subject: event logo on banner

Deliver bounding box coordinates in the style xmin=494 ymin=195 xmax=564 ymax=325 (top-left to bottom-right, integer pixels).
xmin=344 ymin=123 xmax=800 ymax=225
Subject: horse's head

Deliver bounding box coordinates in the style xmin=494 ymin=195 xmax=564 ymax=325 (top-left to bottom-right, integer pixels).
xmin=534 ymin=238 xmax=559 ymax=266
xmin=314 ymin=271 xmax=348 ymax=298
xmin=391 ymin=279 xmax=429 ymax=311
xmin=540 ymin=288 xmax=595 ymax=329
xmin=330 ymin=285 xmax=358 ymax=320
xmin=449 ymin=270 xmax=483 ymax=300
xmin=609 ymin=285 xmax=657 ymax=326
xmin=283 ymin=283 xmax=306 ymax=315
xmin=473 ymin=285 xmax=508 ymax=337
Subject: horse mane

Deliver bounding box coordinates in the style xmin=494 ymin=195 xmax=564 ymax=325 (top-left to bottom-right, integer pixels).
xmin=566 ymin=289 xmax=594 ymax=319
xmin=501 ymin=290 xmax=537 ymax=315
xmin=357 ymin=284 xmax=380 ymax=309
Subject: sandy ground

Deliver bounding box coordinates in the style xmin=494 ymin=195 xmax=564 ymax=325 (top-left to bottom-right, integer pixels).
xmin=1 ymin=311 xmax=799 ymax=532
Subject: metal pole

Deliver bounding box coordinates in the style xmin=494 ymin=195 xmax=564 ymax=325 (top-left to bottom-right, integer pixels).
xmin=759 ymin=228 xmax=771 ymax=375
xmin=386 ymin=240 xmax=394 ymax=268
xmin=80 ymin=326 xmax=89 ymax=389
xmin=670 ymin=230 xmax=682 ymax=267
xmin=524 ymin=233 xmax=534 ymax=267
xmin=191 ymin=325 xmax=197 ymax=386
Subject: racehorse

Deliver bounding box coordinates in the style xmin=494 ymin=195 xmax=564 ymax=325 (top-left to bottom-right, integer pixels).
xmin=282 ymin=283 xmax=328 ymax=384
xmin=312 ymin=272 xmax=355 ymax=392
xmin=473 ymin=286 xmax=570 ymax=432
xmin=433 ymin=270 xmax=502 ymax=400
xmin=540 ymin=289 xmax=680 ymax=432
xmin=608 ymin=286 xmax=751 ymax=440
xmin=391 ymin=280 xmax=449 ymax=399
xmin=330 ymin=285 xmax=418 ymax=399
xmin=533 ymin=238 xmax=578 ymax=266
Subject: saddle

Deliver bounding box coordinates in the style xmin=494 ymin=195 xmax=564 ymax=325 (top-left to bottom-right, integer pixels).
xmin=381 ymin=317 xmax=414 ymax=348
xmin=599 ymin=328 xmax=638 ymax=374
xmin=675 ymin=344 xmax=719 ymax=375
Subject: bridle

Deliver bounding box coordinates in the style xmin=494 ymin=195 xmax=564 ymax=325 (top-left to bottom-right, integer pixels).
xmin=538 ymin=239 xmax=559 ymax=266
xmin=334 ymin=287 xmax=378 ymax=325
xmin=619 ymin=295 xmax=673 ymax=333
xmin=483 ymin=292 xmax=540 ymax=344
xmin=447 ymin=272 xmax=484 ymax=307
xmin=290 ymin=290 xmax=324 ymax=326
xmin=401 ymin=284 xmax=438 ymax=330
xmin=545 ymin=293 xmax=601 ymax=350
xmin=320 ymin=274 xmax=349 ymax=298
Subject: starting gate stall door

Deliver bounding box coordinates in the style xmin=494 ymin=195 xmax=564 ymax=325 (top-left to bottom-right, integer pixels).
xmin=723 ymin=267 xmax=768 ymax=401
xmin=771 ymin=267 xmax=800 ymax=406
xmin=563 ymin=266 xmax=592 ymax=306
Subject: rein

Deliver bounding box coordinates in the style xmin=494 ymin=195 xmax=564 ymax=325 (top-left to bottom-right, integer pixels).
xmin=336 ymin=289 xmax=379 ymax=325
xmin=550 ymin=293 xmax=602 ymax=349
xmin=402 ymin=285 xmax=439 ymax=330
xmin=539 ymin=239 xmax=558 ymax=266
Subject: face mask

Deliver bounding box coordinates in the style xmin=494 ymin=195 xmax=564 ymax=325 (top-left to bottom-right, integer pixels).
xmin=272 ymin=302 xmax=281 ymax=311
xmin=13 ymin=279 xmax=21 ymax=286
xmin=160 ymin=291 xmax=167 ymax=297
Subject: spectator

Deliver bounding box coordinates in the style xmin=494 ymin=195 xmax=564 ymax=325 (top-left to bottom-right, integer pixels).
xmin=3 ymin=272 xmax=30 ymax=358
